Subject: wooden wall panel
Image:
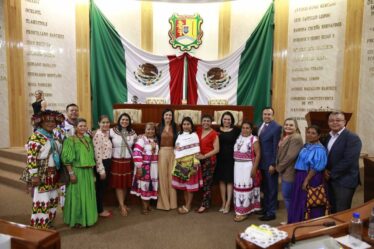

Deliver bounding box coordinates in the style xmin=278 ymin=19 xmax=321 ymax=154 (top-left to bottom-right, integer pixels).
xmin=218 ymin=2 xmax=231 ymax=58
xmin=4 ymin=0 xmax=28 ymax=147
xmin=75 ymin=1 xmax=91 ymax=127
xmin=272 ymin=0 xmax=289 ymax=123
xmin=141 ymin=1 xmax=153 ymax=52
xmin=341 ymin=0 xmax=364 ymax=131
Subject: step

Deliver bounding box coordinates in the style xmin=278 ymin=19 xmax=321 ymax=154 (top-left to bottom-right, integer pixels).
xmin=0 ymin=148 xmax=26 ymax=162
xmin=0 ymin=168 xmax=26 ymax=190
xmin=0 ymin=157 xmax=25 ymax=174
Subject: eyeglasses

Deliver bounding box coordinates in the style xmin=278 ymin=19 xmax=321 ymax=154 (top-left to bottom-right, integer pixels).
xmin=328 ymin=119 xmax=345 ymax=123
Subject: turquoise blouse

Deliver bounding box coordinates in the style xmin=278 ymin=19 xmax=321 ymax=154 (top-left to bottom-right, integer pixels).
xmin=294 ymin=143 xmax=327 ymax=172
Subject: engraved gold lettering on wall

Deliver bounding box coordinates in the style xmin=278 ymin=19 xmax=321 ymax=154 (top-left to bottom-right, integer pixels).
xmin=22 ymin=0 xmax=77 ymax=119
xmin=286 ymin=0 xmax=347 ymax=136
xmin=0 ymin=0 xmax=10 ymax=147
xmin=358 ymin=0 xmax=374 ymax=154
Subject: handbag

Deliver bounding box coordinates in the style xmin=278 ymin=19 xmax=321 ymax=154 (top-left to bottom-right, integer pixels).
xmin=305 ymin=184 xmax=330 ymax=219
xmin=58 ymin=166 xmax=70 ymax=185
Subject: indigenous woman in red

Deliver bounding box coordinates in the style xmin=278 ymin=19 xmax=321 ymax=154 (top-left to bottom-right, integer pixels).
xmin=110 ymin=113 xmax=137 ymax=216
xmin=195 ymin=115 xmax=219 ymax=213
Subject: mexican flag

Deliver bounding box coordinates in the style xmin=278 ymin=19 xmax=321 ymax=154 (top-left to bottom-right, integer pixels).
xmin=90 ymin=2 xmax=184 ymax=125
xmin=187 ymin=3 xmax=274 ymax=123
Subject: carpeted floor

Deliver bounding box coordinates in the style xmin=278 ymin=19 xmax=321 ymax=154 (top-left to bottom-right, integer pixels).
xmin=0 ymin=182 xmax=363 ymax=249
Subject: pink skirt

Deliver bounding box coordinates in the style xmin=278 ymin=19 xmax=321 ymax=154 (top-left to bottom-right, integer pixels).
xmin=110 ymin=158 xmax=133 ymax=188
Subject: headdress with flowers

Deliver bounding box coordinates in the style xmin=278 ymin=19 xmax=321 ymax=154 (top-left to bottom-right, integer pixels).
xmin=31 ymin=110 xmax=65 ymax=128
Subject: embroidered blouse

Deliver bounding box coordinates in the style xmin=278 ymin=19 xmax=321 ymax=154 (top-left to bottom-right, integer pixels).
xmin=93 ymin=129 xmax=113 ymax=174
xmin=233 ymin=135 xmax=257 ymax=161
xmin=294 ymin=143 xmax=327 ymax=172
xmin=110 ymin=127 xmax=137 ymax=159
xmin=26 ymin=130 xmax=63 ymax=177
xmin=133 ymin=135 xmax=159 ymax=169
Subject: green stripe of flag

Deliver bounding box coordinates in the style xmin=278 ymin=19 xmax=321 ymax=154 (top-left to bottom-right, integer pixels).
xmin=237 ymin=3 xmax=274 ymax=124
xmin=90 ymin=1 xmax=127 ymax=127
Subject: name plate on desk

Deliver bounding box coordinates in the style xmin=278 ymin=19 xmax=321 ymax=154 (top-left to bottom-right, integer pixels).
xmin=289 ymin=235 xmax=341 ymax=249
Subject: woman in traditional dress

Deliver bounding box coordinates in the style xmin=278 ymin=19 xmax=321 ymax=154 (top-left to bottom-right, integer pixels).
xmin=110 ymin=113 xmax=137 ymax=216
xmin=288 ymin=125 xmax=328 ymax=223
xmin=233 ymin=122 xmax=261 ymax=222
xmin=195 ymin=114 xmax=219 ymax=213
xmin=22 ymin=110 xmax=64 ymax=228
xmin=93 ymin=115 xmax=112 ymax=218
xmin=172 ymin=117 xmax=202 ymax=214
xmin=62 ymin=118 xmax=97 ymax=228
xmin=131 ymin=122 xmax=159 ymax=214
xmin=156 ymin=109 xmax=178 ymax=210
xmin=215 ymin=111 xmax=240 ymax=214
xmin=275 ymin=118 xmax=303 ymax=217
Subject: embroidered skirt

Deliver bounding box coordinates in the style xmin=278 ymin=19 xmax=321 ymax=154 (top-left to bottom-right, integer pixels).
xmin=131 ymin=162 xmax=158 ymax=200
xmin=233 ymin=161 xmax=261 ymax=215
xmin=110 ymin=158 xmax=133 ymax=188
xmin=172 ymin=155 xmax=203 ymax=192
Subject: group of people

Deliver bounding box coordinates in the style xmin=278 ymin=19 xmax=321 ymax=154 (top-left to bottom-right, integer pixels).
xmin=257 ymin=108 xmax=362 ymax=224
xmin=22 ymin=103 xmax=362 ymax=229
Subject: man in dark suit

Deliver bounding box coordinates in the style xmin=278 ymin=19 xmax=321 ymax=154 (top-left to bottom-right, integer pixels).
xmin=325 ymin=111 xmax=362 ymax=213
xmin=258 ymin=107 xmax=282 ymax=221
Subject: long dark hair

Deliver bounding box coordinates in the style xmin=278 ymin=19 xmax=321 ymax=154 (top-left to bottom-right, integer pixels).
xmin=220 ymin=111 xmax=235 ymax=128
xmin=116 ymin=113 xmax=132 ymax=132
xmin=157 ymin=109 xmax=178 ymax=146
xmin=179 ymin=117 xmax=195 ymax=134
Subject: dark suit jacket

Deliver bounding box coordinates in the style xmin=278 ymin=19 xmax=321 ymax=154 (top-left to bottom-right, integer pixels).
xmin=258 ymin=121 xmax=282 ymax=170
xmin=325 ymin=129 xmax=362 ymax=189
xmin=276 ymin=133 xmax=304 ymax=182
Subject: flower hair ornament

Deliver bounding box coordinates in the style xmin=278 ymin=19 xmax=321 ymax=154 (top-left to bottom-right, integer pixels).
xmin=31 ymin=110 xmax=65 ymax=128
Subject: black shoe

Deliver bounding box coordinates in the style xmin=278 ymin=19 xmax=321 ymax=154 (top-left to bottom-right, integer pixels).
xmin=259 ymin=215 xmax=276 ymax=221
xmin=254 ymin=210 xmax=265 ymax=215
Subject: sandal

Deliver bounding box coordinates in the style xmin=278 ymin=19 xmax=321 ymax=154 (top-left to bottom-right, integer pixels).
xmin=195 ymin=206 xmax=208 ymax=213
xmin=119 ymin=206 xmax=128 ymax=216
xmin=141 ymin=209 xmax=150 ymax=215
xmin=99 ymin=210 xmax=112 ymax=218
xmin=233 ymin=215 xmax=248 ymax=222
xmin=178 ymin=205 xmax=190 ymax=214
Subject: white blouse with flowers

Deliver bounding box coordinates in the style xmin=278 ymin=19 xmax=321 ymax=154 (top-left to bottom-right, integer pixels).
xmin=93 ymin=129 xmax=113 ymax=174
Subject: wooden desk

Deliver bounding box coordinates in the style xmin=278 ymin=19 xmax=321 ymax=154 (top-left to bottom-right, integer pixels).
xmin=236 ymin=199 xmax=374 ymax=249
xmin=0 ymin=219 xmax=60 ymax=249
xmin=364 ymin=156 xmax=374 ymax=202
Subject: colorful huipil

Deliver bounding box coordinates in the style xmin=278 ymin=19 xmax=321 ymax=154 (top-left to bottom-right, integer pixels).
xmin=61 ymin=136 xmax=98 ymax=227
xmin=172 ymin=132 xmax=202 ymax=192
xmin=131 ymin=135 xmax=159 ymax=200
xmin=23 ymin=128 xmax=63 ymax=228
xmin=233 ymin=135 xmax=261 ymax=215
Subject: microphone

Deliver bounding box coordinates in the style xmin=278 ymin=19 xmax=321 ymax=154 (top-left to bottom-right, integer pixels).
xmin=290 ymin=221 xmax=336 ymax=244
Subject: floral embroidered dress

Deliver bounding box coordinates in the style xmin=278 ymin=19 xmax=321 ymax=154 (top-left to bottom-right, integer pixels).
xmin=131 ymin=135 xmax=159 ymax=200
xmin=61 ymin=136 xmax=97 ymax=227
xmin=22 ymin=128 xmax=62 ymax=228
xmin=233 ymin=135 xmax=261 ymax=216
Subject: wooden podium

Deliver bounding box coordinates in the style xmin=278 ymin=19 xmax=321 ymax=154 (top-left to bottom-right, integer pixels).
xmin=0 ymin=219 xmax=60 ymax=249
xmin=236 ymin=199 xmax=374 ymax=249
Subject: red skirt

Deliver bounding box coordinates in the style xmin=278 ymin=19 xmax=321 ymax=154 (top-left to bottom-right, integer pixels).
xmin=110 ymin=158 xmax=133 ymax=189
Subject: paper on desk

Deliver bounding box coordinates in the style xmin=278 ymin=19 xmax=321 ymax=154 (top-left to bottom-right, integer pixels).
xmin=335 ymin=235 xmax=371 ymax=249
xmin=0 ymin=233 xmax=11 ymax=249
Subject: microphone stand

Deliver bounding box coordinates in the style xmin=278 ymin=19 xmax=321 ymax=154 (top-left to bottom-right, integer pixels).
xmin=289 ymin=221 xmax=336 ymax=245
